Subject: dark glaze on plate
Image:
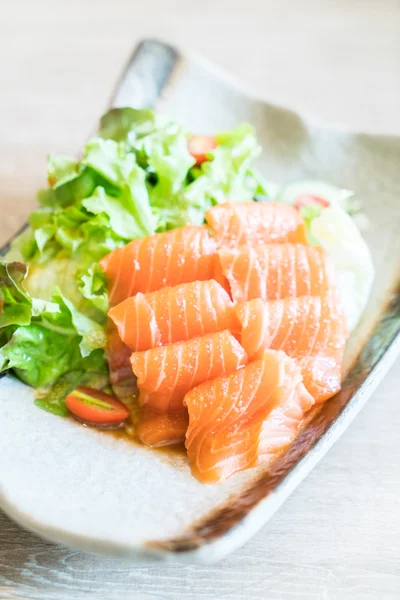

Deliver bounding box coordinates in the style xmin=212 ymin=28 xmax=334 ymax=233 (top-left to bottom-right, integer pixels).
xmin=69 ymin=412 xmax=187 ymax=458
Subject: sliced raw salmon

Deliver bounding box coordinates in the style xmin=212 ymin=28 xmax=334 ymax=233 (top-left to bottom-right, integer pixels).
xmin=237 ymin=296 xmax=321 ymax=360
xmin=237 ymin=296 xmax=348 ymax=403
xmin=206 ymin=201 xmax=308 ymax=246
xmin=100 ymin=226 xmax=217 ymax=306
xmin=256 ymin=375 xmax=315 ymax=459
xmin=137 ymin=407 xmax=189 ymax=447
xmin=131 ymin=330 xmax=247 ymax=413
xmin=109 ymin=280 xmax=239 ymax=352
xmin=218 ymin=243 xmax=336 ymax=303
xmin=184 ymin=349 xmax=314 ymax=483
xmin=237 ymin=296 xmax=347 ymax=359
xmin=298 ymin=354 xmax=345 ymax=405
xmin=105 ymin=320 xmax=137 ymax=398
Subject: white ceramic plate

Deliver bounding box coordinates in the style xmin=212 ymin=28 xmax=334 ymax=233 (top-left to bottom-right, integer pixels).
xmin=0 ymin=40 xmax=399 ymax=563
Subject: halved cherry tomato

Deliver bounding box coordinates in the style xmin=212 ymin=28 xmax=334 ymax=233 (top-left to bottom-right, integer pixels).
xmin=188 ymin=135 xmax=217 ymax=166
xmin=66 ymin=386 xmax=130 ymax=427
xmin=293 ymin=194 xmax=330 ymax=210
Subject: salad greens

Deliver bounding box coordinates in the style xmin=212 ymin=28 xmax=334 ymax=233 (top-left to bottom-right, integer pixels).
xmin=0 ymin=106 xmax=373 ymax=416
xmin=0 ymin=261 xmax=107 ymax=413
xmin=0 ymin=108 xmax=270 ymax=413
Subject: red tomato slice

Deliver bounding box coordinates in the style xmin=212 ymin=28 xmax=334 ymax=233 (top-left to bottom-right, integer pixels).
xmin=293 ymin=194 xmax=330 ymax=210
xmin=188 ymin=135 xmax=217 ymax=166
xmin=66 ymin=386 xmax=130 ymax=426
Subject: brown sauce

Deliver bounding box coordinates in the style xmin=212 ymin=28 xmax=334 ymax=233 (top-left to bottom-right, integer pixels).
xmin=101 ymin=423 xmax=186 ymax=457
xmin=69 ymin=414 xmax=187 ymax=458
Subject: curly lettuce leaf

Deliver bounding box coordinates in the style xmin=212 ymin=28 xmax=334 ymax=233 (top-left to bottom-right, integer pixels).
xmin=5 ymin=107 xmax=275 ymax=410
xmin=0 ymin=261 xmax=33 ymax=327
xmin=0 ymin=326 xmax=108 ymax=416
xmin=79 ymin=265 xmax=108 ymax=315
xmin=0 ymin=258 xmax=107 ymax=413
xmin=138 ymin=123 xmax=195 ymax=197
xmin=99 ymin=107 xmax=167 ymax=142
xmin=0 ymin=324 xmax=83 ymax=389
xmin=47 ymin=154 xmax=81 ymax=187
xmin=99 ymin=110 xmax=269 ymax=229
xmin=14 ymin=108 xmax=268 ymax=272
xmin=82 ymin=180 xmax=153 ymax=240
xmin=0 ymin=260 xmax=59 ymax=328
xmin=22 ymin=255 xmax=102 ymax=322
xmin=34 ymin=354 xmax=108 ymax=416
xmin=52 ymin=289 xmax=106 ymax=357
xmin=38 ymin=166 xmax=97 ymax=209
xmin=82 ymin=138 xmax=136 ymax=187
xmin=180 ymin=124 xmax=265 ymax=222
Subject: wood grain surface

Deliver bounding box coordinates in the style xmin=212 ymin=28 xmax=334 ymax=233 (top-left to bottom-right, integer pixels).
xmin=1 ymin=0 xmax=400 ymax=598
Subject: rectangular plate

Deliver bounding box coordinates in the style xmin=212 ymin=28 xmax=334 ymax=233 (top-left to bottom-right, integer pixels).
xmin=0 ymin=40 xmax=399 ymax=563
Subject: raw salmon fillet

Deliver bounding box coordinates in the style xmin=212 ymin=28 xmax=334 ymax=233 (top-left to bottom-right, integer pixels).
xmin=256 ymin=375 xmax=315 ymax=459
xmin=105 ymin=320 xmax=137 ymax=398
xmin=131 ymin=330 xmax=247 ymax=413
xmin=206 ymin=201 xmax=307 ymax=247
xmin=184 ymin=349 xmax=314 ymax=483
xmin=218 ymin=243 xmax=336 ymax=303
xmin=137 ymin=407 xmax=189 ymax=447
xmin=237 ymin=296 xmax=348 ymax=402
xmin=109 ymin=280 xmax=239 ymax=352
xmin=100 ymin=226 xmax=217 ymax=306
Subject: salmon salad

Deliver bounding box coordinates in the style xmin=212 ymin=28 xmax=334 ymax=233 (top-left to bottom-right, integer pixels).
xmin=0 ymin=108 xmax=374 ymax=482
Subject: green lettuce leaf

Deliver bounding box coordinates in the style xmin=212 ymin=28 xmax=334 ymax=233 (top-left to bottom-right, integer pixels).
xmin=79 ymin=265 xmax=108 ymax=315
xmin=23 ymin=255 xmax=100 ymax=320
xmin=51 ymin=289 xmax=106 ymax=357
xmin=0 ymin=323 xmax=107 ymax=415
xmin=82 ymin=138 xmax=136 ymax=187
xmin=38 ymin=167 xmax=97 ymax=209
xmin=0 ymin=260 xmax=59 ymax=328
xmin=5 ymin=107 xmax=271 ymax=412
xmin=14 ymin=109 xmax=267 ymax=273
xmin=0 ymin=261 xmax=33 ymax=327
xmin=34 ymin=354 xmax=108 ymax=416
xmin=47 ymin=154 xmax=81 ymax=188
xmin=0 ymin=324 xmax=83 ymax=389
xmin=99 ymin=107 xmax=166 ymax=142
xmin=137 ymin=123 xmax=195 ymax=197
xmin=0 ymin=258 xmax=108 ymax=413
xmin=180 ymin=123 xmax=264 ymax=222
xmin=82 ymin=180 xmax=153 ymax=240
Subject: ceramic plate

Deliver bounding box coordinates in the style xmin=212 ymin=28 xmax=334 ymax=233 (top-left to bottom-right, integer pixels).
xmin=0 ymin=40 xmax=399 ymax=564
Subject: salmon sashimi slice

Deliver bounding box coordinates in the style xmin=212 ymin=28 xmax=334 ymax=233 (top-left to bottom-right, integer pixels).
xmin=109 ymin=280 xmax=239 ymax=352
xmin=211 ymin=258 xmax=232 ymax=296
xmin=137 ymin=407 xmax=189 ymax=447
xmin=256 ymin=375 xmax=315 ymax=459
xmin=237 ymin=296 xmax=347 ymax=359
xmin=184 ymin=349 xmax=314 ymax=483
xmin=105 ymin=321 xmax=137 ymax=398
xmin=298 ymin=354 xmax=345 ymax=405
xmin=237 ymin=296 xmax=324 ymax=360
xmin=131 ymin=330 xmax=248 ymax=413
xmin=237 ymin=296 xmax=348 ymax=403
xmin=100 ymin=225 xmax=217 ymax=306
xmin=218 ymin=243 xmax=336 ymax=303
xmin=206 ymin=201 xmax=308 ymax=247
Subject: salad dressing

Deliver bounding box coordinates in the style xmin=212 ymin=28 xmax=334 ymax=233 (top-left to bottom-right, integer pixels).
xmin=67 ymin=413 xmax=187 ymax=457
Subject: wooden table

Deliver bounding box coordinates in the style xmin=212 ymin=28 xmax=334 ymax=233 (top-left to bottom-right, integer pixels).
xmin=1 ymin=1 xmax=399 ymax=598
